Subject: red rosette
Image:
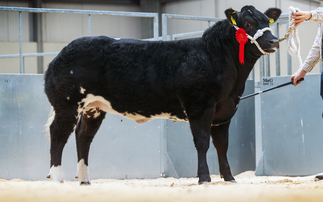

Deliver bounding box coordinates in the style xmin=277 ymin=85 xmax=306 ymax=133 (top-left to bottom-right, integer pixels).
xmin=236 ymin=28 xmax=248 ymax=64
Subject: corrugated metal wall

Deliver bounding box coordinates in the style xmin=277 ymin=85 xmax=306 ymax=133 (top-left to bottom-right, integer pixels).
xmin=0 ymin=1 xmax=31 ymax=42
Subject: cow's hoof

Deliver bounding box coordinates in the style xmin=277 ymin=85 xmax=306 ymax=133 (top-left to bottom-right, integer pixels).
xmin=80 ymin=181 xmax=91 ymax=185
xmin=198 ymin=176 xmax=211 ymax=185
xmin=47 ymin=175 xmax=63 ymax=183
xmin=315 ymin=175 xmax=323 ymax=180
xmin=198 ymin=180 xmax=211 ymax=185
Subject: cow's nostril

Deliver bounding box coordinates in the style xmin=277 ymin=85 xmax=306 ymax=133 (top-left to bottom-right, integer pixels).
xmin=268 ymin=39 xmax=279 ymax=48
xmin=269 ymin=39 xmax=278 ymax=44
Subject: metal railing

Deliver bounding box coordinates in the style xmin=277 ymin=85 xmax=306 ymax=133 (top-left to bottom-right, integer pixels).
xmin=161 ymin=13 xmax=295 ymax=80
xmin=0 ymin=7 xmax=318 ymax=79
xmin=0 ymin=6 xmax=159 ymax=73
xmin=161 ymin=14 xmax=222 ymax=41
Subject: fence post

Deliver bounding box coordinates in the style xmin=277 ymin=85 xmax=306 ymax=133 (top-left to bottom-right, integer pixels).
xmin=162 ymin=14 xmax=168 ymax=41
xmin=160 ymin=119 xmax=167 ymax=177
xmin=287 ymin=22 xmax=292 ymax=75
xmin=265 ymin=55 xmax=270 ymax=76
xmin=88 ymin=14 xmax=91 ymax=36
xmin=19 ymin=11 xmax=24 ymax=74
xmin=153 ymin=13 xmax=159 ymax=40
xmin=259 ymin=55 xmax=265 ymax=78
xmin=275 ymin=23 xmax=280 ymax=76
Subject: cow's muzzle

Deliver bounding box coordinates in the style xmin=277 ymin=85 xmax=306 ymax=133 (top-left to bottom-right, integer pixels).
xmin=264 ymin=38 xmax=279 ymax=53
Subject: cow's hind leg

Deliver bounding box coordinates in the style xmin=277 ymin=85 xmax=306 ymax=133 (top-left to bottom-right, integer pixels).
xmin=48 ymin=109 xmax=78 ymax=182
xmin=211 ymin=121 xmax=235 ymax=182
xmin=188 ymin=106 xmax=215 ymax=184
xmin=75 ymin=108 xmax=106 ymax=185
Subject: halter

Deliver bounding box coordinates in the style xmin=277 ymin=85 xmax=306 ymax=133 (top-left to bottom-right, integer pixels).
xmin=233 ymin=25 xmax=275 ymax=55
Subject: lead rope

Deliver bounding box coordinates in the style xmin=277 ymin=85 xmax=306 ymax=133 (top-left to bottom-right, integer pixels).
xmin=233 ymin=25 xmax=273 ymax=55
xmin=279 ymin=6 xmax=303 ymax=71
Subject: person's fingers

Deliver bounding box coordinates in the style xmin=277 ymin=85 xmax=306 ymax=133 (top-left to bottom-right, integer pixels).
xmin=292 ymin=17 xmax=305 ymax=26
xmin=293 ymin=17 xmax=305 ymax=21
xmin=292 ymin=75 xmax=300 ymax=86
xmin=295 ymin=78 xmax=302 ymax=85
xmin=293 ymin=13 xmax=305 ymax=17
xmin=292 ymin=13 xmax=304 ymax=17
xmin=291 ymin=75 xmax=297 ymax=86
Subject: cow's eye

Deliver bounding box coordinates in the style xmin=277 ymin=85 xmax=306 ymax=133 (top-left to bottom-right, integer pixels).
xmin=245 ymin=22 xmax=251 ymax=27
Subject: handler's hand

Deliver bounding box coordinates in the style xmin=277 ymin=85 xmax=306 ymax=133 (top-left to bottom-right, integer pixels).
xmin=291 ymin=70 xmax=306 ymax=86
xmin=292 ymin=11 xmax=311 ymax=27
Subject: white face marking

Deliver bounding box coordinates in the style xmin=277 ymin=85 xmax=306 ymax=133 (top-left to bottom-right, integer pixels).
xmin=80 ymin=87 xmax=86 ymax=94
xmin=77 ymin=94 xmax=187 ymax=123
xmin=77 ymin=159 xmax=90 ymax=184
xmin=67 ymin=96 xmax=70 ymax=100
xmin=70 ymin=70 xmax=73 ymax=74
xmin=49 ymin=165 xmax=63 ymax=182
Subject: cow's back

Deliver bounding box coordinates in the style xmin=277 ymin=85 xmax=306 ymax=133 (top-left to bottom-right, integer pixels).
xmin=44 ymin=36 xmax=211 ymax=118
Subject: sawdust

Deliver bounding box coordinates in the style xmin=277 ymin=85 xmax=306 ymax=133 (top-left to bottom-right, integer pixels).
xmin=1 ymin=171 xmax=323 ymax=202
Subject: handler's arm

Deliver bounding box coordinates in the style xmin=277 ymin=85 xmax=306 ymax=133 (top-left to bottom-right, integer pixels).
xmin=291 ymin=25 xmax=321 ymax=86
xmin=309 ymin=7 xmax=323 ymax=23
xmin=302 ymin=24 xmax=321 ymax=73
xmin=293 ymin=8 xmax=323 ymax=27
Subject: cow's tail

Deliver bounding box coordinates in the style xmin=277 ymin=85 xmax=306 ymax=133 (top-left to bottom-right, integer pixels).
xmin=44 ymin=106 xmax=55 ymax=141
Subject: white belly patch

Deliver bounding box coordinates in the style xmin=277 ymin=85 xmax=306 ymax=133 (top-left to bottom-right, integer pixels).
xmin=77 ymin=94 xmax=187 ymax=124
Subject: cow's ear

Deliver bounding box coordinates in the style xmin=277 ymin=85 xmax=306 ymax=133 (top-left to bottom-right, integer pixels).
xmin=264 ymin=8 xmax=282 ymax=24
xmin=225 ymin=8 xmax=238 ymax=26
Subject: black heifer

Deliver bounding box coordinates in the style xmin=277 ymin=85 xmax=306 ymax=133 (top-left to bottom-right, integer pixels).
xmin=44 ymin=5 xmax=281 ymax=184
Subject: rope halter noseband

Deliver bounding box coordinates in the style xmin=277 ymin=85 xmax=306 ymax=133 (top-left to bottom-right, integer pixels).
xmin=233 ymin=25 xmax=275 ymax=55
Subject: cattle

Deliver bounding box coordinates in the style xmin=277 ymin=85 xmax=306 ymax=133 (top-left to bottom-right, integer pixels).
xmin=44 ymin=5 xmax=281 ymax=185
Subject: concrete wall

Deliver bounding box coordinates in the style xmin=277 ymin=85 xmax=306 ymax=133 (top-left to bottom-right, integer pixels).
xmin=1 ymin=0 xmax=323 ymax=76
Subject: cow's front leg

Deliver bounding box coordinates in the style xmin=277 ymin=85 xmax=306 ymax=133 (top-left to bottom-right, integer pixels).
xmin=188 ymin=106 xmax=215 ymax=184
xmin=211 ymin=121 xmax=235 ymax=182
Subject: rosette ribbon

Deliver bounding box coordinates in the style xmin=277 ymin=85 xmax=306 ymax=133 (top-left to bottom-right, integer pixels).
xmin=235 ymin=28 xmax=248 ymax=64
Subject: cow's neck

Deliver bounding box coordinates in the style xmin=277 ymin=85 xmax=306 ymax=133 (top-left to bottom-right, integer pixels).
xmin=203 ymin=20 xmax=264 ymax=98
xmin=232 ymin=49 xmax=261 ymax=99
